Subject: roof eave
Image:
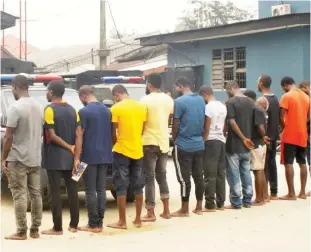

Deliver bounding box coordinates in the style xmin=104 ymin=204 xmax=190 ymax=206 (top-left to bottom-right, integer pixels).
xmin=1 ymin=11 xmax=19 ymax=30
xmin=138 ymin=13 xmax=310 ymax=46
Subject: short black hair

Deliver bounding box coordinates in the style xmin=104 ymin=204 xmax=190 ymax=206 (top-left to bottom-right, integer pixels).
xmin=175 ymin=76 xmax=192 ymax=87
xmin=244 ymin=89 xmax=257 ymax=101
xmin=12 ymin=75 xmax=29 ymax=90
xmin=48 ymin=80 xmax=65 ymax=98
xmin=281 ymin=76 xmax=295 ymax=87
xmin=199 ymin=85 xmax=213 ymax=95
xmin=259 ymin=75 xmax=272 ymax=89
xmin=112 ymin=84 xmax=128 ymax=95
xmin=147 ymin=73 xmax=162 ymax=89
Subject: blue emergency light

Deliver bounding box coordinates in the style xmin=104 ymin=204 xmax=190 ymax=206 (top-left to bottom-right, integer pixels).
xmin=1 ymin=74 xmax=20 ymax=82
xmin=101 ymin=76 xmax=144 ymax=84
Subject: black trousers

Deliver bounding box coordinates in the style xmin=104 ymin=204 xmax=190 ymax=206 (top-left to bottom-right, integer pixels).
xmin=47 ymin=170 xmax=79 ymax=231
xmin=264 ymin=140 xmax=278 ymax=196
xmin=172 ymin=146 xmax=204 ymax=202
xmin=203 ymin=140 xmax=226 ymax=209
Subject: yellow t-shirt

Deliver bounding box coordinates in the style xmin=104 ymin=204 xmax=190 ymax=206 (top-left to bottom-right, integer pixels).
xmin=140 ymin=93 xmax=174 ymax=153
xmin=111 ymin=98 xmax=147 ymax=159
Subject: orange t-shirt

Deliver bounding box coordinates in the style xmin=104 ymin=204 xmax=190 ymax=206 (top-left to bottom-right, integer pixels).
xmin=280 ymin=88 xmax=310 ymax=147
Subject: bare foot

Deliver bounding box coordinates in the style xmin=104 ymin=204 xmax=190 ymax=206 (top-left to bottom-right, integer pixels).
xmin=251 ymin=201 xmax=265 ymax=206
xmin=264 ymin=197 xmax=271 ymax=203
xmin=192 ymin=208 xmax=203 ymax=215
xmin=78 ymin=225 xmax=102 ymax=233
xmin=107 ymin=222 xmax=127 ymax=230
xmin=160 ymin=213 xmax=171 ymax=219
xmin=41 ymin=228 xmax=63 ymax=235
xmin=132 ymin=220 xmax=142 ymax=228
xmin=141 ymin=215 xmax=156 ymax=222
xmin=279 ymin=194 xmax=297 ymax=201
xmin=298 ymin=193 xmax=307 ymax=199
xmin=202 ymin=208 xmax=216 ymax=212
xmin=171 ymin=209 xmax=190 ymax=217
xmin=270 ymin=196 xmax=279 ymax=200
xmin=225 ymin=205 xmax=241 ymax=210
xmin=5 ymin=233 xmax=27 ymax=240
xmin=68 ymin=227 xmax=78 ymax=233
xmin=30 ymin=232 xmax=40 ymax=239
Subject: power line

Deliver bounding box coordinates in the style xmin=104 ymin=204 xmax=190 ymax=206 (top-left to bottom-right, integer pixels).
xmin=106 ymin=0 xmax=135 ymax=46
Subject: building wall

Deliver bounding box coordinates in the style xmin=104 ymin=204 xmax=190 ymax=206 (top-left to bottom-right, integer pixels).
xmin=167 ymin=27 xmax=309 ymax=99
xmin=258 ymin=1 xmax=310 ymax=19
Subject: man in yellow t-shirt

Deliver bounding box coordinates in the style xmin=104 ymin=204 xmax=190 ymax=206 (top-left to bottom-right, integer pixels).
xmin=107 ymin=84 xmax=147 ymax=230
xmin=140 ymin=73 xmax=174 ymax=222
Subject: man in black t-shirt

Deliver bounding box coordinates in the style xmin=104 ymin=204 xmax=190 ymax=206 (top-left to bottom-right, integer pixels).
xmin=257 ymin=75 xmax=280 ymax=200
xmin=225 ymin=81 xmax=254 ymax=209
xmin=244 ymin=90 xmax=269 ymax=206
xmin=41 ymin=81 xmax=82 ymax=235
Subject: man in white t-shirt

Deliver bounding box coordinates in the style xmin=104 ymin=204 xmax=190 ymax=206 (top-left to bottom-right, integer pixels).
xmin=140 ymin=74 xmax=174 ymax=222
xmin=199 ymin=85 xmax=227 ymax=211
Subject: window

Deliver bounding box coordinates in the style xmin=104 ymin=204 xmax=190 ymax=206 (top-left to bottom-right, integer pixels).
xmin=211 ymin=47 xmax=246 ymax=89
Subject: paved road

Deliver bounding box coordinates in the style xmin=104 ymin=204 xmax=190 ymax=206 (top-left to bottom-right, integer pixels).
xmin=1 ymin=155 xmax=310 ymax=252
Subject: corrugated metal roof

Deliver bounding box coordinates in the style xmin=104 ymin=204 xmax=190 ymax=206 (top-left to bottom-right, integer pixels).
xmin=1 ymin=11 xmax=18 ymax=30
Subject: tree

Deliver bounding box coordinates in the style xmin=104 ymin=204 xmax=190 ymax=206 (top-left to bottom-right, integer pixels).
xmin=179 ymin=0 xmax=253 ymax=30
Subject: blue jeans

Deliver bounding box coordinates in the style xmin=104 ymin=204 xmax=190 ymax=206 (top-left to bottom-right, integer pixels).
xmin=83 ymin=164 xmax=107 ymax=228
xmin=226 ymin=153 xmax=253 ymax=207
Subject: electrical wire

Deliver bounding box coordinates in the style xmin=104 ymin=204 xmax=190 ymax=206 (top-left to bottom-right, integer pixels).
xmin=106 ymin=0 xmax=137 ymax=46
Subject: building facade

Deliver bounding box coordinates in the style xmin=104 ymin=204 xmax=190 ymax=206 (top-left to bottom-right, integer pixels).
xmin=138 ymin=1 xmax=310 ymax=100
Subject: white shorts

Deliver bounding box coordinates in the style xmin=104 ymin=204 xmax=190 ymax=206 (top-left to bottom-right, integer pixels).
xmin=250 ymin=145 xmax=267 ymax=171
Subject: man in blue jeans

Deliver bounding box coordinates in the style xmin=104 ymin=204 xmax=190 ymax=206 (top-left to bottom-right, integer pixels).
xmin=77 ymin=85 xmax=112 ymax=233
xmin=225 ymin=81 xmax=254 ymax=209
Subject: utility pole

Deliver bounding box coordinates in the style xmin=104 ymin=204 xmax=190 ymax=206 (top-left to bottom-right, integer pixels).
xmin=24 ymin=0 xmax=27 ymax=61
xmin=2 ymin=0 xmax=5 ymax=58
xmin=19 ymin=0 xmax=22 ymax=60
xmin=99 ymin=0 xmax=109 ymax=69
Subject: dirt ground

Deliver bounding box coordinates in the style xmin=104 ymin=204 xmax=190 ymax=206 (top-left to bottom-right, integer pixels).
xmin=1 ymin=156 xmax=310 ymax=252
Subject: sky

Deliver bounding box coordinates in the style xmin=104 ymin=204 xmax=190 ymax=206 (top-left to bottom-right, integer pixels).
xmin=2 ymin=0 xmax=257 ymax=50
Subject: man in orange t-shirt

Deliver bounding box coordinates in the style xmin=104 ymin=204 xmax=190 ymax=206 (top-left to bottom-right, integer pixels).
xmin=279 ymin=77 xmax=310 ymax=200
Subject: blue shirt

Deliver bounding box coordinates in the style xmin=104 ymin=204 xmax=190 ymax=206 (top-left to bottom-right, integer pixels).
xmin=173 ymin=93 xmax=205 ymax=152
xmin=79 ymin=102 xmax=112 ymax=164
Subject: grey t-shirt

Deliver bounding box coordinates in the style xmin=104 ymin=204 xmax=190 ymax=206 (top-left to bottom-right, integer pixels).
xmin=6 ymin=97 xmax=43 ymax=167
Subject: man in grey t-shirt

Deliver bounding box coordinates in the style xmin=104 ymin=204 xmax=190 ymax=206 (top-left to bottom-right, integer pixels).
xmin=1 ymin=75 xmax=43 ymax=240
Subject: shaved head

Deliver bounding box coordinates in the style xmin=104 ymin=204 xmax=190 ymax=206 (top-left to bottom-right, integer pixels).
xmin=199 ymin=85 xmax=213 ymax=95
xmin=225 ymin=81 xmax=239 ymax=90
xmin=78 ymin=85 xmax=96 ymax=106
xmin=79 ymin=85 xmax=94 ymax=96
xmin=299 ymin=80 xmax=310 ymax=96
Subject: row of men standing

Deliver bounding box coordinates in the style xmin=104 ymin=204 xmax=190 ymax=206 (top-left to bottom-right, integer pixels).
xmin=1 ymin=73 xmax=309 ymax=239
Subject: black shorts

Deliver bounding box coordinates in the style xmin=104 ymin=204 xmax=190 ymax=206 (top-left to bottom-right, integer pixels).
xmin=112 ymin=152 xmax=144 ymax=197
xmin=280 ymin=143 xmax=306 ymax=165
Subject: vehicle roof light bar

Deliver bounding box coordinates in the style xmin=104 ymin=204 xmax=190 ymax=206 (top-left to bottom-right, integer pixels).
xmin=0 ymin=74 xmax=63 ymax=84
xmin=101 ymin=76 xmax=144 ymax=84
